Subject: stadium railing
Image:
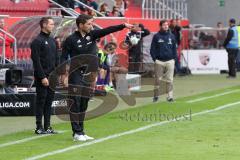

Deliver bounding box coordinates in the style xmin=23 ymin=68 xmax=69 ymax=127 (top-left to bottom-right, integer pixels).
xmin=142 ymin=0 xmax=188 ymax=19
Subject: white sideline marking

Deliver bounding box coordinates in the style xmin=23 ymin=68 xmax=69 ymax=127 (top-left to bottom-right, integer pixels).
xmin=186 ymin=89 xmax=240 ymax=103
xmin=0 ymin=131 xmax=66 ymax=148
xmin=25 ymin=101 xmax=240 ymax=160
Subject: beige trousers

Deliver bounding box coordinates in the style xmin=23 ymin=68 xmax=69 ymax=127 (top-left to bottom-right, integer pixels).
xmin=154 ymin=59 xmax=175 ymax=98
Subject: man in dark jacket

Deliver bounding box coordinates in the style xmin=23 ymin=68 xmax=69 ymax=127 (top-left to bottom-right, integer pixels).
xmin=169 ymin=19 xmax=181 ymax=46
xmin=125 ymin=23 xmax=150 ymax=73
xmin=150 ymin=19 xmax=177 ymax=103
xmin=31 ymin=17 xmax=58 ymax=134
xmin=223 ymin=18 xmax=239 ymax=78
xmin=60 ymin=14 xmax=132 ymax=141
xmin=170 ymin=19 xmax=182 ymax=74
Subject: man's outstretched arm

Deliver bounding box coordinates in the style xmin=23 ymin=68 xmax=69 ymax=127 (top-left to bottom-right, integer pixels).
xmin=91 ymin=23 xmax=133 ymax=40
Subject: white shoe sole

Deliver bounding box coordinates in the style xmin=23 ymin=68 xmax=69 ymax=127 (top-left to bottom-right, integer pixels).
xmin=73 ymin=135 xmax=87 ymax=142
xmin=84 ymin=135 xmax=94 ymax=140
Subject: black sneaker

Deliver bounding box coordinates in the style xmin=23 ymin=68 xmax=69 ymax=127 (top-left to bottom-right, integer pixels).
xmin=45 ymin=127 xmax=58 ymax=134
xmin=167 ymin=98 xmax=174 ymax=102
xmin=35 ymin=128 xmax=46 ymax=135
xmin=153 ymin=96 xmax=159 ymax=102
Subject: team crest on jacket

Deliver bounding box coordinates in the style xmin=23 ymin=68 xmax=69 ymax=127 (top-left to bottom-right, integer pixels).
xmin=168 ymin=38 xmax=172 ymax=44
xmin=158 ymin=39 xmax=164 ymax=43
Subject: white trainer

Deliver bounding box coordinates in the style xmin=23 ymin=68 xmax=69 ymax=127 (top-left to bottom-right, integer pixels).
xmin=73 ymin=134 xmax=87 ymax=142
xmin=84 ymin=135 xmax=94 ymax=140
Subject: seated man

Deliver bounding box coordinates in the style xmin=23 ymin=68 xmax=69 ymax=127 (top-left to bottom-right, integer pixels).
xmin=97 ymin=44 xmax=111 ymax=90
xmin=106 ymin=42 xmax=128 ymax=89
xmin=97 ymin=42 xmax=128 ymax=91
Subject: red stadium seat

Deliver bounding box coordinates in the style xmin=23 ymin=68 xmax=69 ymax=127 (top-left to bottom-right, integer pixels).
xmin=0 ymin=0 xmax=49 ymax=16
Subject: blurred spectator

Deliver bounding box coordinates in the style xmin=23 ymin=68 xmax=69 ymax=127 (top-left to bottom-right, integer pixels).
xmin=0 ymin=19 xmax=5 ymax=30
xmin=87 ymin=7 xmax=97 ymax=17
xmin=57 ymin=0 xmax=75 ymax=16
xmin=170 ymin=19 xmax=182 ymax=46
xmin=216 ymin=22 xmax=226 ymax=48
xmin=87 ymin=0 xmax=98 ymax=10
xmin=97 ymin=44 xmax=111 ymax=90
xmin=55 ymin=36 xmax=69 ymax=86
xmin=199 ymin=31 xmax=217 ymax=48
xmin=124 ymin=23 xmax=150 ymax=72
xmin=0 ymin=18 xmax=14 ymax=60
xmin=115 ymin=0 xmax=125 ymax=15
xmin=111 ymin=6 xmax=124 ymax=17
xmin=99 ymin=3 xmax=111 ymax=16
xmin=57 ymin=0 xmax=74 ymax=8
xmin=75 ymin=0 xmax=98 ymax=16
xmin=98 ymin=42 xmax=128 ymax=89
xmin=54 ymin=36 xmax=62 ymax=64
xmin=106 ymin=42 xmax=128 ymax=89
xmin=55 ymin=37 xmax=62 ymax=50
xmin=170 ymin=19 xmax=182 ymax=74
xmin=54 ymin=36 xmax=63 ymax=85
xmin=81 ymin=9 xmax=89 ymax=15
xmin=123 ymin=0 xmax=129 ymax=9
xmin=76 ymin=0 xmax=88 ymax=11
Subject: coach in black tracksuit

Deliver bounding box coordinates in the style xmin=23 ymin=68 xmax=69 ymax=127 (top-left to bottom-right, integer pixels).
xmin=61 ymin=14 xmax=133 ymax=141
xmin=31 ymin=17 xmax=58 ymax=134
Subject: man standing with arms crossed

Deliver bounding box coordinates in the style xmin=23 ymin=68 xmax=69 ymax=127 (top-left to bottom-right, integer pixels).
xmin=31 ymin=17 xmax=58 ymax=134
xmin=61 ymin=14 xmax=132 ymax=141
xmin=150 ymin=20 xmax=177 ymax=103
